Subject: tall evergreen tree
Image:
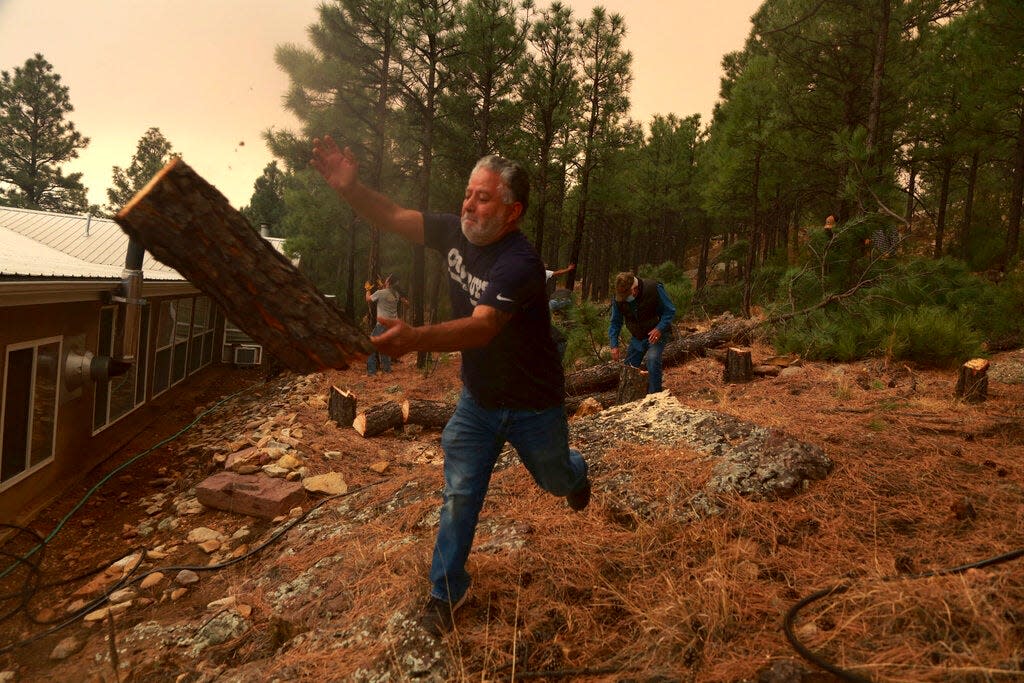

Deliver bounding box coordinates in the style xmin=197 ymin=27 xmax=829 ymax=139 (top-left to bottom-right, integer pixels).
xmin=0 ymin=54 xmax=89 ymax=212
xmin=273 ymin=0 xmax=404 ymax=315
xmin=105 ymin=127 xmax=175 ymax=214
xmin=441 ymin=0 xmax=530 ymax=171
xmin=242 ymin=161 xmax=287 ymax=235
xmin=519 ymin=1 xmax=580 ymax=258
xmin=396 ymin=0 xmax=461 ymax=364
xmin=565 ymin=7 xmax=632 ymax=296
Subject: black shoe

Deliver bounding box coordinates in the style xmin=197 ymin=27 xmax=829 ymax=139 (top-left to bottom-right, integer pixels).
xmin=567 ymin=479 xmax=591 ymax=511
xmin=418 ymin=593 xmax=467 ymax=638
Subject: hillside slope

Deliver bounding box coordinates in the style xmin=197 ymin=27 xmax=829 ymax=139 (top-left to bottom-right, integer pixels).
xmin=2 ymin=344 xmax=1022 ymax=682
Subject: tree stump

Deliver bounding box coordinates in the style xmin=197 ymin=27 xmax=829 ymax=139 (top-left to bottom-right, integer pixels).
xmin=353 ymin=401 xmax=404 ymax=437
xmin=402 ymin=399 xmax=455 ymax=430
xmin=723 ymin=347 xmax=753 ymax=383
xmin=616 ymin=363 xmax=649 ymax=404
xmin=328 ymin=386 xmax=357 ymax=427
xmin=115 ymin=158 xmax=373 ymax=372
xmin=955 ymin=358 xmax=989 ymax=402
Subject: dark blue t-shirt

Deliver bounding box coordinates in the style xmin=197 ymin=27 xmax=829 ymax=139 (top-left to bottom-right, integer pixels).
xmin=424 ymin=213 xmax=564 ymax=409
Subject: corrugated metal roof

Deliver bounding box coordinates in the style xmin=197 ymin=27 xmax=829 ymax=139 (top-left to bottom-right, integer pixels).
xmin=0 ymin=206 xmax=180 ymax=276
xmin=0 ymin=206 xmax=293 ymax=282
xmin=0 ymin=226 xmax=124 ymax=278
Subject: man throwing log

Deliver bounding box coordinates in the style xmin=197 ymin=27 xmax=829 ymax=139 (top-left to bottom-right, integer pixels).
xmin=311 ymin=136 xmax=591 ymax=638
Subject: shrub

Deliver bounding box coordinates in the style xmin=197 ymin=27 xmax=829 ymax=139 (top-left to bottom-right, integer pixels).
xmin=561 ymin=299 xmax=614 ymax=369
xmin=638 ymin=261 xmax=695 ymax=317
xmin=884 ymin=305 xmax=983 ymax=367
xmin=770 ymin=256 xmax=997 ymax=366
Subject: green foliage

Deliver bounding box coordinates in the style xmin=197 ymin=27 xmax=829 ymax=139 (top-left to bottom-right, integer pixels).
xmin=637 ymin=260 xmax=694 ymax=318
xmin=106 ymin=127 xmax=175 ymax=214
xmin=771 ymin=256 xmax=1007 ymax=366
xmin=0 ymin=53 xmax=89 ymax=212
xmin=561 ymin=298 xmax=613 ymax=369
xmin=883 ymin=306 xmax=983 ymax=367
xmin=695 ymin=281 xmax=744 ymax=317
xmin=241 ymin=161 xmax=286 ymax=234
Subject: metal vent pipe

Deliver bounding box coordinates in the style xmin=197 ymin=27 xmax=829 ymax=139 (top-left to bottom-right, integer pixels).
xmin=115 ymin=239 xmax=146 ymax=362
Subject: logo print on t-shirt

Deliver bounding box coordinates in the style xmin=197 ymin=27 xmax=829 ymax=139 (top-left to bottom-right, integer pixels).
xmin=447 ymin=248 xmax=488 ymax=305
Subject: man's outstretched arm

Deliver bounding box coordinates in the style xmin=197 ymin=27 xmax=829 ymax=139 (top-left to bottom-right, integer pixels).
xmin=311 ymin=135 xmax=425 ymax=244
xmin=370 ymin=306 xmax=511 ymax=357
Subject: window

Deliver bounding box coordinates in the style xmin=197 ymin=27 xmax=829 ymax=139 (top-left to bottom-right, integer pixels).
xmin=93 ymin=305 xmax=151 ymax=433
xmin=153 ymin=297 xmax=197 ymax=396
xmin=152 ymin=299 xmax=175 ymax=396
xmin=188 ymin=296 xmax=211 ymax=375
xmin=1 ymin=338 xmax=60 ymax=489
xmin=172 ymin=297 xmax=193 ymax=384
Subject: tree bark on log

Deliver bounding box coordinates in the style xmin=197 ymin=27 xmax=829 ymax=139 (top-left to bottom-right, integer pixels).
xmin=353 ymin=401 xmax=404 ymax=437
xmin=402 ymin=399 xmax=455 ymax=430
xmin=115 ymin=158 xmax=373 ymax=373
xmin=955 ymin=358 xmax=989 ymax=403
xmin=565 ymin=315 xmax=755 ymax=396
xmin=616 ymin=364 xmax=648 ymax=404
xmin=752 ymin=365 xmax=781 ymax=377
xmin=329 ymin=386 xmax=357 ymax=427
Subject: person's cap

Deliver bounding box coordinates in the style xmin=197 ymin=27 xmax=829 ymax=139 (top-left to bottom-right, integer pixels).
xmin=614 ymin=272 xmax=637 ymax=302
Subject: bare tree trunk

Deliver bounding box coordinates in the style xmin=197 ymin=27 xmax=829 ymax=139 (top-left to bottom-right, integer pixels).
xmin=934 ymin=157 xmax=953 ymax=259
xmin=866 ymin=0 xmax=891 ymax=156
xmin=962 ymin=150 xmax=979 ymax=260
xmin=905 ymin=164 xmax=917 ymax=231
xmin=1005 ymin=107 xmax=1024 ymax=266
xmin=696 ymin=217 xmax=711 ymax=294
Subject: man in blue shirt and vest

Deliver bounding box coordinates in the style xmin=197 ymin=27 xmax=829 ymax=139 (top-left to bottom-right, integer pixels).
xmin=609 ymin=271 xmax=677 ymax=395
xmin=311 ymin=135 xmax=590 ymax=639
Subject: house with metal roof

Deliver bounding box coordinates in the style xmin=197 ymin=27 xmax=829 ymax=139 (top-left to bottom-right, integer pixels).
xmin=0 ymin=206 xmax=280 ymax=523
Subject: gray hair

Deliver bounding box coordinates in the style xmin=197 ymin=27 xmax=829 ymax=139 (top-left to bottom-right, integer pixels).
xmin=472 ymin=155 xmax=530 ymax=213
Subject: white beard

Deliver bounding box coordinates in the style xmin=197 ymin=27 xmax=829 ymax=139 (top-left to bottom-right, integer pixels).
xmin=460 ymin=214 xmax=504 ymax=246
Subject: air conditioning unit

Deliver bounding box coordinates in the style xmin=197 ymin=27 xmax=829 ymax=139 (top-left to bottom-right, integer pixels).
xmin=233 ymin=345 xmax=262 ymax=367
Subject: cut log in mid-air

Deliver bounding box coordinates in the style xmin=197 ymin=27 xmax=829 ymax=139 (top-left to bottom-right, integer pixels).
xmin=115 ymin=157 xmax=373 ymax=373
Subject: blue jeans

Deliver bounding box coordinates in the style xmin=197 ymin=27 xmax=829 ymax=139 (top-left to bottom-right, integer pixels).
xmin=367 ymin=323 xmax=391 ymax=374
xmin=625 ymin=336 xmax=666 ymax=394
xmin=549 ymin=297 xmax=572 ymax=312
xmin=430 ymin=389 xmax=588 ymax=604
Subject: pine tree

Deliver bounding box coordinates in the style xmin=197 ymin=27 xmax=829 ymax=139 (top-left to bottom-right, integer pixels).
xmin=0 ymin=53 xmax=89 ymax=212
xmin=105 ymin=127 xmax=175 ymax=214
xmin=519 ymin=1 xmax=581 ymax=258
xmin=565 ymin=7 xmax=632 ymax=296
xmin=242 ymin=161 xmax=287 ymax=234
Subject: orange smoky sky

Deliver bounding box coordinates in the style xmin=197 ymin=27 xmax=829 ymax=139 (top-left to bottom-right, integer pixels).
xmin=0 ymin=0 xmax=760 ymax=210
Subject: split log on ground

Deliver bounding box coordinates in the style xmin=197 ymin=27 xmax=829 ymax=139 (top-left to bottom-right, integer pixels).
xmin=402 ymin=399 xmax=455 ymax=430
xmin=565 ymin=391 xmax=617 ymax=416
xmin=616 ymin=363 xmax=648 ymax=404
xmin=752 ymin=365 xmax=781 ymax=378
xmin=955 ymin=358 xmax=990 ymax=402
xmin=328 ymin=386 xmax=357 ymax=427
xmin=115 ymin=157 xmax=373 ymax=373
xmin=353 ymin=402 xmax=404 ymax=437
xmin=565 ymin=314 xmax=756 ymax=396
xmin=723 ymin=347 xmax=753 ymax=383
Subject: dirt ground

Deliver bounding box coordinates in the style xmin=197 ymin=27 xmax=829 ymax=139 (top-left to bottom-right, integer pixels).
xmin=1 ymin=339 xmax=1022 ymax=682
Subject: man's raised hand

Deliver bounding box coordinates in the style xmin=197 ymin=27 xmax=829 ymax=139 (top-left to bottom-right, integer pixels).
xmin=311 ymin=135 xmax=358 ymax=193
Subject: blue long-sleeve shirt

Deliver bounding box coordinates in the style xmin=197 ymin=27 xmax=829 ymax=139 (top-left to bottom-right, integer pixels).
xmin=609 ymin=282 xmax=676 ymax=348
